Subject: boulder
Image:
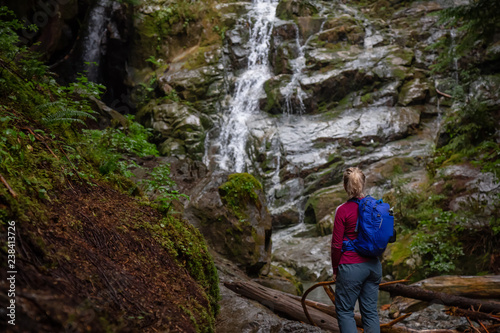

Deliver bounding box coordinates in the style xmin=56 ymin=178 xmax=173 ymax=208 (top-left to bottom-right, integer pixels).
xmin=398 ymin=78 xmax=430 ymax=106
xmin=271 ymin=205 xmax=302 ymax=229
xmin=296 ymin=16 xmax=325 ymax=40
xmin=275 ymin=0 xmax=319 ymax=21
xmin=253 ymin=265 xmax=303 ymax=296
xmin=304 ymin=185 xmax=346 ymax=226
xmin=269 ymin=41 xmax=297 ymax=75
xmin=261 ymin=75 xmax=292 ymax=113
xmin=437 ymin=164 xmax=500 ymax=216
xmin=272 ymin=233 xmax=332 ymax=281
xmin=469 ymin=75 xmax=500 ymax=107
xmin=226 ymin=24 xmax=251 ymax=70
xmin=184 ymin=173 xmax=272 ymax=276
xmin=158 ymin=64 xmax=224 ymax=102
xmin=318 ymin=15 xmax=365 ymax=46
xmin=136 ymin=100 xmax=211 ymax=159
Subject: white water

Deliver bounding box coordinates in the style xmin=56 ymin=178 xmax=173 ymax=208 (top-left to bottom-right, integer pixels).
xmin=81 ymin=0 xmax=111 ymax=82
xmin=282 ymin=24 xmax=307 ymax=115
xmin=216 ymin=0 xmax=278 ymax=172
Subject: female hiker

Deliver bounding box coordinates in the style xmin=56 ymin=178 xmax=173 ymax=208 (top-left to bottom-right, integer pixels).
xmin=331 ymin=167 xmax=382 ymax=333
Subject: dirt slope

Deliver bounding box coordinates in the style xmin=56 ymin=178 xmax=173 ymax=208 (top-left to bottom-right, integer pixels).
xmin=0 ymin=175 xmax=217 ymax=332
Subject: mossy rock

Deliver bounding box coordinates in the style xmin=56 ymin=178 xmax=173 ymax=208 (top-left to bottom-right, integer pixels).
xmin=397 ymin=78 xmax=430 ymax=106
xmin=254 ymin=265 xmax=304 ymax=296
xmin=261 ymin=75 xmax=291 ymax=114
xmin=182 ymin=45 xmax=222 ymax=71
xmin=303 ymin=160 xmax=345 ymax=195
xmin=382 ymin=233 xmax=421 ymax=280
xmin=368 ymin=157 xmax=420 ymax=186
xmin=186 ymin=173 xmax=272 ymax=276
xmin=137 ymin=100 xmax=210 ymax=160
xmin=304 ymin=185 xmax=347 ymax=225
xmin=319 ymin=15 xmax=365 ymax=46
xmin=276 ymin=0 xmax=319 ymax=21
xmin=219 ymin=173 xmax=263 ymax=220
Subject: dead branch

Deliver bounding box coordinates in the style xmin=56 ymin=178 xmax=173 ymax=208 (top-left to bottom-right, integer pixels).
xmin=381 ymin=313 xmax=413 ymax=328
xmin=466 ymin=317 xmax=482 ymax=333
xmin=477 ymin=320 xmax=489 ymax=333
xmin=446 ymin=307 xmax=500 ymax=323
xmin=21 ymin=127 xmax=59 ymax=160
xmin=436 ymin=88 xmax=452 ymax=98
xmin=381 ymin=279 xmax=411 ymax=287
xmin=0 ymin=173 xmax=17 ymax=198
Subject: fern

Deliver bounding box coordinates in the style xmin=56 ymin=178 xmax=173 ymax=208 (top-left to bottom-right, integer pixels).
xmin=38 ymin=101 xmax=97 ymax=125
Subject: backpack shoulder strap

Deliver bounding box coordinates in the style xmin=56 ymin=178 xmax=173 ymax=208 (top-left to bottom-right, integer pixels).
xmin=347 ymin=197 xmax=361 ymax=204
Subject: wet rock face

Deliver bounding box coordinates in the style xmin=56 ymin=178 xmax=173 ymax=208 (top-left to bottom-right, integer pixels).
xmin=319 ymin=15 xmax=365 ymax=45
xmin=184 ymin=173 xmax=272 ymax=276
xmin=136 ymin=100 xmax=212 ymax=160
xmin=437 ymin=164 xmax=500 ymax=216
xmin=272 ymin=232 xmax=332 ymax=281
xmin=124 ymin=0 xmax=497 ymax=285
xmin=275 ymin=0 xmax=319 ymax=21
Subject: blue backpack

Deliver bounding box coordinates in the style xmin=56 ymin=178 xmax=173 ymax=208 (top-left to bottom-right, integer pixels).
xmin=342 ymin=196 xmax=395 ymax=257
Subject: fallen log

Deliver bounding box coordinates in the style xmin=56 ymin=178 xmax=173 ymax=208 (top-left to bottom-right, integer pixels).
xmin=224 ymin=280 xmax=342 ymax=332
xmin=226 ymin=280 xmax=461 ymax=333
xmin=380 ymin=283 xmax=500 ymax=314
xmin=410 ymin=275 xmax=500 ymax=299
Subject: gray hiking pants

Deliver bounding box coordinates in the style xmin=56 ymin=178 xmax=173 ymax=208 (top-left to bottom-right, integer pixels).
xmin=335 ymin=259 xmax=382 ymax=333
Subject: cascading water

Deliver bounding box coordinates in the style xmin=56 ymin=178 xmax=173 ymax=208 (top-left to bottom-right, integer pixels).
xmin=215 ymin=0 xmax=278 ymax=173
xmin=282 ymin=14 xmax=327 ymax=115
xmin=282 ymin=24 xmax=308 ymax=115
xmin=80 ymin=0 xmax=112 ymax=82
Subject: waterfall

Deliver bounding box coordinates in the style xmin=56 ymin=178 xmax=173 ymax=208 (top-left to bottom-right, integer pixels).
xmin=80 ymin=0 xmax=112 ymax=82
xmin=282 ymin=24 xmax=307 ymax=115
xmin=450 ymin=28 xmax=460 ymax=85
xmin=215 ymin=0 xmax=278 ymax=173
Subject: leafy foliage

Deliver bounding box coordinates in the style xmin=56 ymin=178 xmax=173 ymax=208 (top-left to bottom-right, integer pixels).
xmin=0 ymin=7 xmax=104 ymax=127
xmin=384 ymin=177 xmax=446 ymax=230
xmin=140 ymin=163 xmax=189 ymax=214
xmin=433 ymin=98 xmax=499 ymax=176
xmin=83 ymin=115 xmax=158 ymax=157
xmin=439 ymin=0 xmax=500 ymax=50
xmin=431 ymin=0 xmax=500 ymax=74
xmin=410 ymin=211 xmax=464 ymax=274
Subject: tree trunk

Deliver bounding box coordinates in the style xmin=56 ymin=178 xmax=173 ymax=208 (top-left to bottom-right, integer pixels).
xmin=410 ymin=275 xmax=500 ymax=299
xmin=380 ymin=283 xmax=500 ymax=314
xmin=224 ymin=281 xmax=343 ymax=332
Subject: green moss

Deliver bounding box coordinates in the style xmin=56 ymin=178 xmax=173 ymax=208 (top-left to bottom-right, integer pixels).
xmin=360 ymin=92 xmax=373 ymax=104
xmin=276 ymin=0 xmax=319 ymax=21
xmin=219 ymin=173 xmax=263 ymax=220
xmin=392 ymin=66 xmax=409 ymax=81
xmin=183 ymin=46 xmax=220 ymax=70
xmin=263 ymin=80 xmax=283 ymax=113
xmin=336 ymin=94 xmax=354 ymax=109
xmin=143 ymin=216 xmax=220 ymax=322
xmin=267 ymin=265 xmax=304 ymax=295
xmin=382 ymin=233 xmax=415 ymax=280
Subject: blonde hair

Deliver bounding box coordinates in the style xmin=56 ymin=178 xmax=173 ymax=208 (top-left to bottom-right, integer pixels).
xmin=343 ymin=167 xmax=366 ymax=199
